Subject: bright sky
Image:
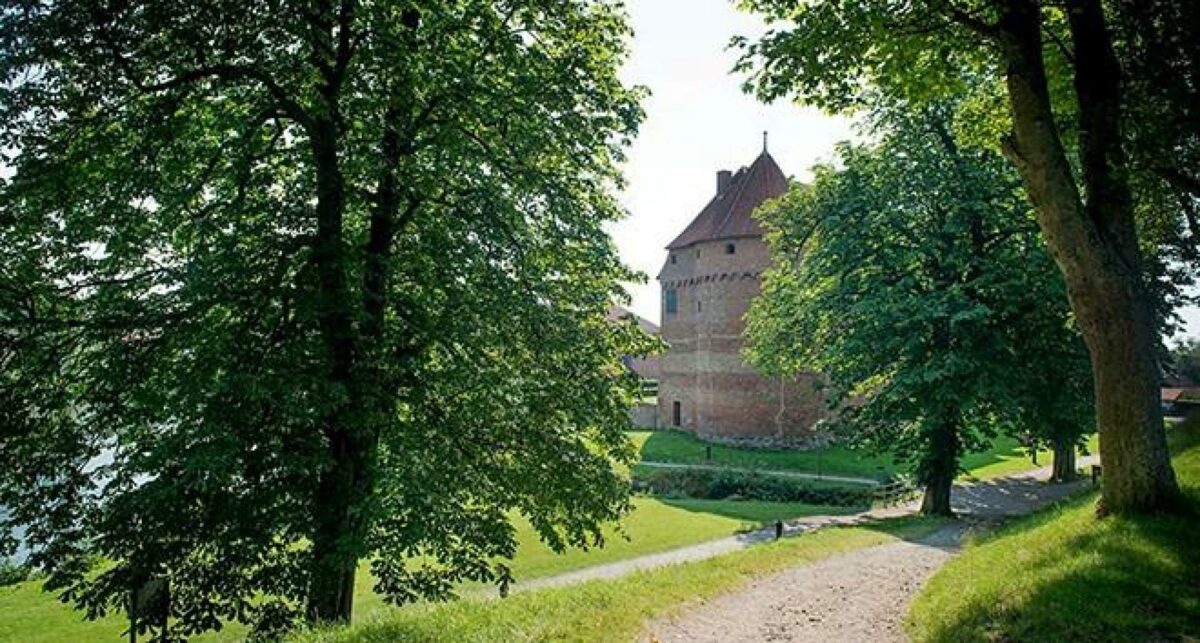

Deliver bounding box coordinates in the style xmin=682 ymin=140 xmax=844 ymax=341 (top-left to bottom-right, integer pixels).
xmin=611 ymin=0 xmax=855 ymax=324
xmin=611 ymin=0 xmax=1200 ymax=339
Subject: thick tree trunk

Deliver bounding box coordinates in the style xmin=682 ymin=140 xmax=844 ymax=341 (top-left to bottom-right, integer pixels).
xmin=307 ymin=436 xmax=366 ymax=623
xmin=920 ymin=417 xmax=959 ymax=516
xmin=305 ymin=8 xmax=421 ymax=621
xmin=994 ymin=0 xmax=1178 ymax=514
xmin=1050 ymin=438 xmax=1077 ymax=482
xmin=305 ymin=118 xmax=366 ymax=624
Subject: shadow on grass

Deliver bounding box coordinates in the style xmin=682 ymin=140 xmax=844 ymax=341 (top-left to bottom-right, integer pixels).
xmin=926 ymin=501 xmax=1200 ymax=643
xmin=919 ymin=420 xmax=1200 ymax=642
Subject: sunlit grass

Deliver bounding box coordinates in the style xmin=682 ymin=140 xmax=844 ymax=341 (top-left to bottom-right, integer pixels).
xmin=0 ymin=496 xmax=846 ymax=642
xmin=298 ymin=516 xmax=946 ymax=643
xmin=629 ymin=429 xmax=1098 ymax=482
xmin=906 ymin=423 xmax=1200 ymax=642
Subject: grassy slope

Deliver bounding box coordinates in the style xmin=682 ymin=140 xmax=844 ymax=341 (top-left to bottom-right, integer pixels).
xmin=631 ymin=429 xmax=1099 ymax=481
xmin=0 ymin=497 xmax=847 ymax=643
xmin=907 ymin=424 xmax=1200 ymax=642
xmin=298 ymin=517 xmax=946 ymax=643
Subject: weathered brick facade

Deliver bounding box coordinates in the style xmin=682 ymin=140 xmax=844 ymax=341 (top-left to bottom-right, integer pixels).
xmin=657 ymin=150 xmax=825 ymax=442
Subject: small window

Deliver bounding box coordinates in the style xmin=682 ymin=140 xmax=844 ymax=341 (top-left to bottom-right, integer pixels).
xmin=695 ymin=249 xmax=701 ymax=258
xmin=696 ymin=300 xmax=702 ymax=313
xmin=672 ymin=401 xmax=681 ymax=427
xmin=670 ymin=254 xmax=677 ymax=264
xmin=726 ymin=243 xmax=736 ymax=255
xmin=665 ymin=288 xmax=678 ymax=315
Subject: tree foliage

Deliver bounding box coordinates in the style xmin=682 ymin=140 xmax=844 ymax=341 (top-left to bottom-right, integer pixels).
xmin=0 ymin=0 xmax=654 ymax=637
xmin=747 ymin=106 xmax=1093 ymax=514
xmin=737 ymin=0 xmax=1182 ymax=513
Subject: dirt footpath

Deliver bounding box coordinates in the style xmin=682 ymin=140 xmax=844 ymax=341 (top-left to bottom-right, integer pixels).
xmin=645 ymin=461 xmax=1095 ymax=642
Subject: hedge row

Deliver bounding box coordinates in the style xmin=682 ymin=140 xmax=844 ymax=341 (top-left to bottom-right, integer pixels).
xmin=632 ymin=467 xmax=873 ymax=507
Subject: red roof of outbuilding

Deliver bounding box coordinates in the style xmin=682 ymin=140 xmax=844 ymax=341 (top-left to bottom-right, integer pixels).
xmin=1162 ymin=387 xmax=1200 ymax=403
xmin=667 ymin=151 xmax=789 ymax=250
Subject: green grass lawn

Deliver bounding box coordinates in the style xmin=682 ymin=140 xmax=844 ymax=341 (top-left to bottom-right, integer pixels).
xmin=959 ymin=434 xmax=1101 ymax=481
xmin=629 ymin=429 xmax=1100 ymax=482
xmin=297 ymin=516 xmax=947 ymax=643
xmin=630 ymin=430 xmax=897 ymax=479
xmin=0 ymin=496 xmax=847 ymax=643
xmin=906 ymin=422 xmax=1200 ymax=642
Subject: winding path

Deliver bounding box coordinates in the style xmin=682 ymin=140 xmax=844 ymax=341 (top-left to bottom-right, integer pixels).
xmin=644 ymin=458 xmax=1096 ymax=642
xmin=516 ymin=457 xmax=1094 ymax=595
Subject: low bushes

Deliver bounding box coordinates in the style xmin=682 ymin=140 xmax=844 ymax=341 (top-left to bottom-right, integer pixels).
xmin=632 ymin=467 xmax=873 ymax=507
xmin=0 ymin=560 xmax=31 ymax=587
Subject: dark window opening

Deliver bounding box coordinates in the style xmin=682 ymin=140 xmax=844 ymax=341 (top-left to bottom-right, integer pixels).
xmin=672 ymin=401 xmax=681 ymax=427
xmin=670 ymin=254 xmax=677 ymax=264
xmin=726 ymin=243 xmax=736 ymax=254
xmin=696 ymin=300 xmax=702 ymax=313
xmin=665 ymin=289 xmax=678 ymax=315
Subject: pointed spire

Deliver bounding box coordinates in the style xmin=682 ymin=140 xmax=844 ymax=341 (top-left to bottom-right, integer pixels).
xmin=763 ymin=130 xmax=768 ymax=154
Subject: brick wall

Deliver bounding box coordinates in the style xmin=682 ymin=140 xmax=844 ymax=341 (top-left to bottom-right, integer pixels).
xmin=657 ymin=237 xmax=825 ymax=441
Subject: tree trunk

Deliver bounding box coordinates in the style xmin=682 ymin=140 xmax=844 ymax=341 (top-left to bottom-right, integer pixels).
xmin=307 ymin=436 xmax=364 ymax=624
xmin=305 ymin=7 xmax=421 ymax=621
xmin=305 ymin=114 xmax=365 ymax=624
xmin=1050 ymin=438 xmax=1077 ymax=482
xmin=920 ymin=416 xmax=959 ymax=516
xmin=994 ymin=0 xmax=1178 ymax=514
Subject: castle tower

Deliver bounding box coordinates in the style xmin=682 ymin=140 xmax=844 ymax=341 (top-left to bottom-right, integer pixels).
xmin=656 ymin=147 xmax=824 ymax=442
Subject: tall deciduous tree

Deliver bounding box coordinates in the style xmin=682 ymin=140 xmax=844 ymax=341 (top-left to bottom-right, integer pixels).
xmin=737 ymin=0 xmax=1182 ymax=514
xmin=0 ymin=0 xmax=652 ymax=636
xmin=747 ymin=106 xmax=1093 ymax=515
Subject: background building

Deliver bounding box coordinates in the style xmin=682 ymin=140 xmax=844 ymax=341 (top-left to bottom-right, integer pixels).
xmin=656 ymin=148 xmax=825 ymax=442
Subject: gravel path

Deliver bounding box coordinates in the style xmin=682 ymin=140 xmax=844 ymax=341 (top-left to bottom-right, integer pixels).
xmin=644 ymin=459 xmax=1096 ymax=642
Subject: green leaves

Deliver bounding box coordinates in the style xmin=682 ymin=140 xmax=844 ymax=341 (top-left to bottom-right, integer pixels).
xmin=1 ymin=0 xmax=651 ymax=636
xmin=747 ymin=105 xmax=1091 ymax=489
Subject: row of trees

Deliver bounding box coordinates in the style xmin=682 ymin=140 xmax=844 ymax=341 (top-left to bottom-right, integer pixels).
xmin=1 ymin=0 xmax=655 ymax=637
xmin=747 ymin=104 xmax=1094 ymax=515
xmin=738 ymin=0 xmax=1197 ymax=515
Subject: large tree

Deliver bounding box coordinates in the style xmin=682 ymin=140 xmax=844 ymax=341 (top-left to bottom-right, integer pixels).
xmin=0 ymin=0 xmax=652 ymax=636
xmin=737 ymin=0 xmax=1183 ymax=514
xmin=747 ymin=106 xmax=1092 ymax=515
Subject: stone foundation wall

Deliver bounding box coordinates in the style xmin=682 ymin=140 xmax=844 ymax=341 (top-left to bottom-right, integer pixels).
xmin=628 ymin=401 xmax=658 ymax=429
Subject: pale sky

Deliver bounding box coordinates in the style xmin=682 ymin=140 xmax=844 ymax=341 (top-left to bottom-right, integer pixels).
xmin=611 ymin=0 xmax=855 ymax=324
xmin=612 ymin=0 xmax=1200 ymax=339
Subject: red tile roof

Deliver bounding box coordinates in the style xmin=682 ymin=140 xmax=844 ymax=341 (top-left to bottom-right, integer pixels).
xmin=667 ymin=151 xmax=789 ymax=250
xmin=607 ymin=305 xmax=660 ymax=335
xmin=1162 ymin=387 xmax=1200 ymax=403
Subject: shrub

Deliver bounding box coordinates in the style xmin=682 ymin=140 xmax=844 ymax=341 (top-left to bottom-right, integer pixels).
xmin=0 ymin=559 xmax=30 ymax=586
xmin=632 ymin=467 xmax=873 ymax=507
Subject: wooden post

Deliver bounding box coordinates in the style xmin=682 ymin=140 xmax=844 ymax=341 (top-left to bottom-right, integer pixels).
xmin=775 ymin=520 xmax=783 ymax=539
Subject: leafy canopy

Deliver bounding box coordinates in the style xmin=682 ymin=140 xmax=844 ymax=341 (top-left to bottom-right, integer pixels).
xmin=0 ymin=0 xmax=654 ymax=636
xmin=747 ymin=105 xmax=1092 ymax=489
